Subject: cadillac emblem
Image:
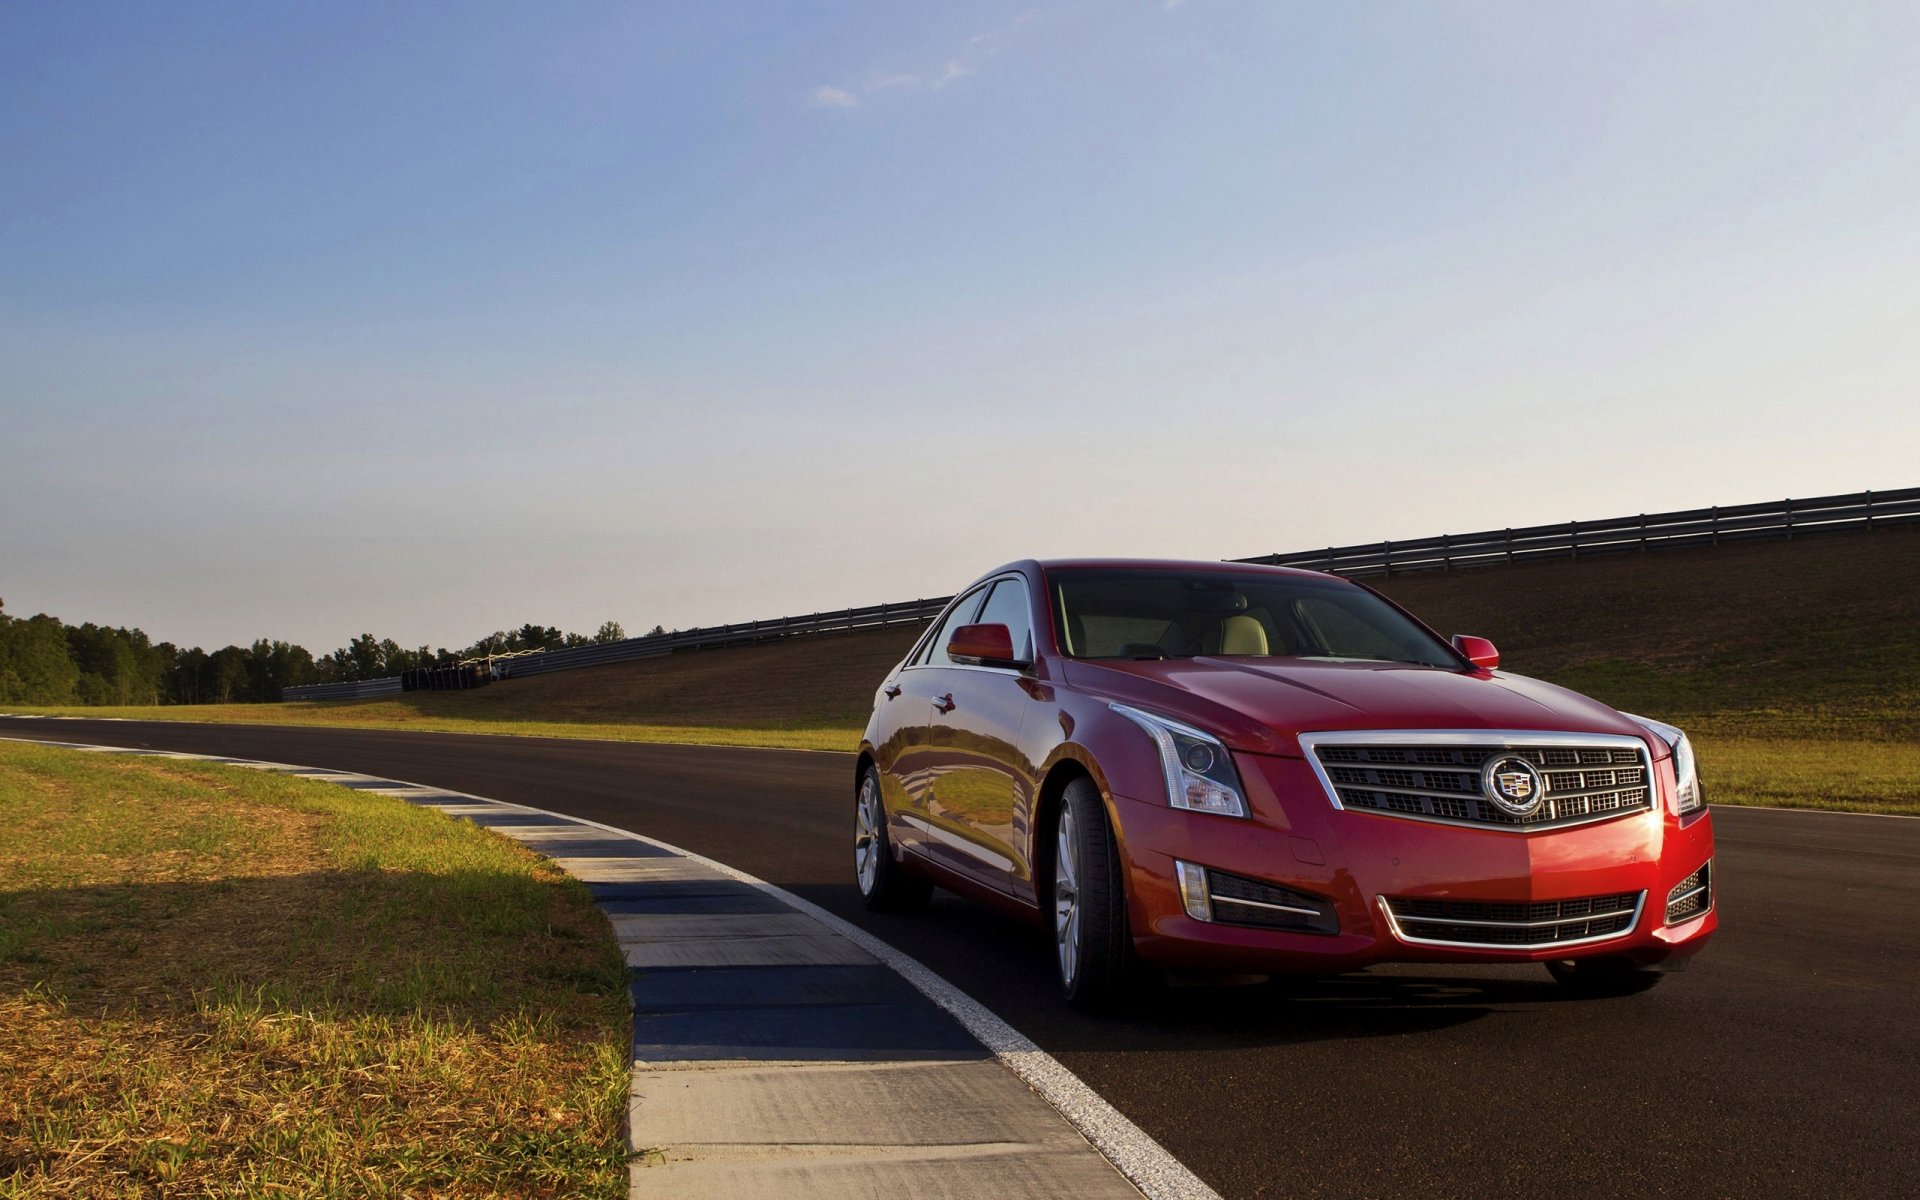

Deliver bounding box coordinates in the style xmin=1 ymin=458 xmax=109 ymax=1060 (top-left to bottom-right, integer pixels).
xmin=1480 ymin=755 xmax=1547 ymax=817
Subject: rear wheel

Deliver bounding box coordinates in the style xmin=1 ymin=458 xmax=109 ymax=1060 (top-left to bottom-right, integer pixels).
xmin=855 ymin=767 xmax=931 ymax=912
xmin=1545 ymin=956 xmax=1667 ymax=996
xmin=1053 ymin=777 xmax=1133 ymax=1010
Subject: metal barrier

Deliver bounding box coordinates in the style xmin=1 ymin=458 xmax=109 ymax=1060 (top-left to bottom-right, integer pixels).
xmin=282 ymin=677 xmax=405 ymax=701
xmin=280 ymin=486 xmax=1915 ymax=699
xmin=500 ymin=598 xmax=953 ymax=678
xmin=1234 ymin=487 xmax=1920 ymax=577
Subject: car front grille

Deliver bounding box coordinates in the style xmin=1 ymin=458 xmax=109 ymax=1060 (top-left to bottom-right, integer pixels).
xmin=1384 ymin=892 xmax=1643 ymax=948
xmin=1303 ymin=733 xmax=1654 ymax=832
xmin=1204 ymin=869 xmax=1340 ymax=934
xmin=1666 ymin=861 xmax=1712 ymax=924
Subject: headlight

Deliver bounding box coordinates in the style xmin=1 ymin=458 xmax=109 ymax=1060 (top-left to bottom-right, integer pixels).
xmin=1624 ymin=713 xmax=1705 ymax=814
xmin=1110 ymin=703 xmax=1249 ymax=818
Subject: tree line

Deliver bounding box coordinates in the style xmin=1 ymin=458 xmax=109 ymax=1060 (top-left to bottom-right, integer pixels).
xmin=0 ymin=600 xmax=654 ymax=706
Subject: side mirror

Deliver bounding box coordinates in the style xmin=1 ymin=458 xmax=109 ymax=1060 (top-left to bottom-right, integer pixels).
xmin=1452 ymin=635 xmax=1499 ymax=670
xmin=948 ymin=623 xmax=1028 ymax=668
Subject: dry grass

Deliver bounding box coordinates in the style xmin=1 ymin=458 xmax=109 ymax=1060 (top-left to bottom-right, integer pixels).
xmin=0 ymin=743 xmax=631 ymax=1197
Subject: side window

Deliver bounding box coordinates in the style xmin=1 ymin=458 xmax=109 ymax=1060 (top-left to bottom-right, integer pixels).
xmin=918 ymin=587 xmax=988 ymax=667
xmin=973 ymin=578 xmax=1033 ymax=663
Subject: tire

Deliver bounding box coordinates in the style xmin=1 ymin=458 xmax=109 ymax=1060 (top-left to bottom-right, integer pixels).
xmin=1544 ymin=956 xmax=1667 ymax=997
xmin=1053 ymin=777 xmax=1134 ymax=1010
xmin=855 ymin=767 xmax=932 ymax=912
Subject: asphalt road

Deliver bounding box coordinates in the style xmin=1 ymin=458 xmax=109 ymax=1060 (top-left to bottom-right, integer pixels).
xmin=6 ymin=717 xmax=1916 ymax=1200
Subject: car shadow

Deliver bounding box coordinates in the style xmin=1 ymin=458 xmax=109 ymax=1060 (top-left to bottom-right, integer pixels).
xmin=811 ymin=887 xmax=1580 ymax=1051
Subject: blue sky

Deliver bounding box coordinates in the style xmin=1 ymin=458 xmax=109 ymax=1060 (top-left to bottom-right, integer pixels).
xmin=4 ymin=2 xmax=1918 ymax=652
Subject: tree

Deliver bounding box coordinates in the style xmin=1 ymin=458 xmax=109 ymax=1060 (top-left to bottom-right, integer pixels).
xmin=67 ymin=623 xmax=141 ymax=705
xmin=169 ymin=646 xmax=209 ymax=704
xmin=208 ymin=646 xmax=252 ymax=703
xmin=510 ymin=624 xmax=565 ymax=652
xmin=246 ymin=639 xmax=317 ymax=701
xmin=0 ymin=603 xmax=80 ymax=705
xmin=345 ymin=634 xmax=387 ymax=680
xmin=594 ymin=621 xmax=625 ymax=644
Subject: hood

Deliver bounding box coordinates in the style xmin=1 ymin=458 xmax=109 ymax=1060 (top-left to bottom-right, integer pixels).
xmin=1066 ymin=657 xmax=1650 ymax=756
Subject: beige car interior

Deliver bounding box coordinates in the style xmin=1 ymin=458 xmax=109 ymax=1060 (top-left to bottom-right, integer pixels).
xmin=1218 ymin=613 xmax=1270 ymax=655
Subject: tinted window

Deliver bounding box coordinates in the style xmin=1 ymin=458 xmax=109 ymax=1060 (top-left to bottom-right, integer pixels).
xmin=1050 ymin=569 xmax=1457 ymax=667
xmin=919 ymin=587 xmax=988 ymax=666
xmin=973 ymin=578 xmax=1033 ymax=663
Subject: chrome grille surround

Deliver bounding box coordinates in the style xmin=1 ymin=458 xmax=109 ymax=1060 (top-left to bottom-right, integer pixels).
xmin=1297 ymin=730 xmax=1656 ymax=833
xmin=1381 ymin=891 xmax=1645 ymax=950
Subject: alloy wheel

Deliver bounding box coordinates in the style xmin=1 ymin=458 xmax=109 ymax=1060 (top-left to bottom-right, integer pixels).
xmin=1055 ymin=806 xmax=1081 ymax=986
xmin=855 ymin=776 xmax=882 ymax=895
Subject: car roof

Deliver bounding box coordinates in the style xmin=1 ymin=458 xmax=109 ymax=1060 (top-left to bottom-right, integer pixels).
xmin=1024 ymin=557 xmax=1335 ymax=580
xmin=949 ymin=558 xmax=1342 ymax=598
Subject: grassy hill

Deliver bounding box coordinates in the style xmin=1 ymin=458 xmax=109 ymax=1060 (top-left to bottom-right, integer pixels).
xmin=12 ymin=525 xmax=1917 ymax=811
xmin=1370 ymin=524 xmax=1920 ymax=740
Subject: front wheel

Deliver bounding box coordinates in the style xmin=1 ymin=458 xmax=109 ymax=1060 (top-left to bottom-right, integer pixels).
xmin=1053 ymin=777 xmax=1133 ymax=1010
xmin=1544 ymin=956 xmax=1667 ymax=996
xmin=855 ymin=768 xmax=931 ymax=912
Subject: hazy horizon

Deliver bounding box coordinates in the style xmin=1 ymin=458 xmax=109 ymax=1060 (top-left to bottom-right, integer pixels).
xmin=6 ymin=3 xmax=1919 ymax=653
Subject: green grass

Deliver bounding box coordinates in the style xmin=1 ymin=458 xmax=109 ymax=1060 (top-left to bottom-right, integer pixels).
xmin=1693 ymin=735 xmax=1920 ymax=816
xmin=0 ymin=742 xmax=631 ymax=1197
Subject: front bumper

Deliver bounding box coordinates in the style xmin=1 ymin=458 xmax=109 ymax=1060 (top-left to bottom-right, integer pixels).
xmin=1111 ymin=751 xmax=1717 ymax=974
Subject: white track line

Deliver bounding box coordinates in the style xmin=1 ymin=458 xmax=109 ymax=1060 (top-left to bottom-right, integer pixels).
xmin=0 ymin=736 xmax=1219 ymax=1200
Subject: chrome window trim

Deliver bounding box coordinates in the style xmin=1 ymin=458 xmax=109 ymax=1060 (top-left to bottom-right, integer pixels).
xmin=899 ymin=574 xmax=1029 ymax=672
xmin=1296 ymin=728 xmax=1658 ymax=834
xmin=1378 ymin=892 xmax=1647 ymax=951
xmin=897 ymin=661 xmax=1027 ymax=679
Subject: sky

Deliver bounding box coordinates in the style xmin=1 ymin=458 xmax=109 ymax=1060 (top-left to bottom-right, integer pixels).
xmin=4 ymin=2 xmax=1919 ymax=653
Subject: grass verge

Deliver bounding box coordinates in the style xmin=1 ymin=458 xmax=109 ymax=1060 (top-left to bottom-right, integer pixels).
xmin=0 ymin=742 xmax=631 ymax=1197
xmin=1693 ymin=734 xmax=1920 ymax=816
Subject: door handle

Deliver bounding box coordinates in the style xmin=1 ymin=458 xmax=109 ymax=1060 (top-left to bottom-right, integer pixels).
xmin=883 ymin=684 xmax=902 ymax=700
xmin=934 ymin=693 xmax=956 ymax=714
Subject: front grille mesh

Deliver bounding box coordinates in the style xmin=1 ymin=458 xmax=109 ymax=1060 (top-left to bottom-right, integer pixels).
xmin=1205 ymin=870 xmax=1339 ymax=935
xmin=1665 ymin=861 xmax=1712 ymax=924
xmin=1314 ymin=741 xmax=1651 ymax=831
xmin=1386 ymin=892 xmax=1641 ymax=948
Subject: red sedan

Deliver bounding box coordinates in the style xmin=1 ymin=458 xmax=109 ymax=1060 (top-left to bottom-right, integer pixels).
xmin=854 ymin=560 xmax=1716 ymax=1009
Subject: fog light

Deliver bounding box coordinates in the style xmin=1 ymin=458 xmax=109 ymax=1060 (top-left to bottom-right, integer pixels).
xmin=1175 ymin=860 xmax=1213 ymax=922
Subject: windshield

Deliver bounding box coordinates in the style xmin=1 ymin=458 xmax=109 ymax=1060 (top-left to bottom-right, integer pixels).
xmin=1049 ymin=569 xmax=1461 ymax=667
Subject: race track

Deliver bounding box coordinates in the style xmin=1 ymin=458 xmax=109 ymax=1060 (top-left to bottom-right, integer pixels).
xmin=6 ymin=717 xmax=1914 ymax=1199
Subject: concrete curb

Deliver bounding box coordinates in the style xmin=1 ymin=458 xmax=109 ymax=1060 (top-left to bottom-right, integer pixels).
xmin=3 ymin=737 xmax=1221 ymax=1200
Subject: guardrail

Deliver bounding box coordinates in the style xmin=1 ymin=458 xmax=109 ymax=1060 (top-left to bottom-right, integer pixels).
xmin=500 ymin=598 xmax=953 ymax=678
xmin=283 ymin=677 xmax=405 ymax=701
xmin=1233 ymin=487 xmax=1920 ymax=577
xmin=281 ymin=598 xmax=954 ymax=700
xmin=280 ymin=486 xmax=1915 ymax=699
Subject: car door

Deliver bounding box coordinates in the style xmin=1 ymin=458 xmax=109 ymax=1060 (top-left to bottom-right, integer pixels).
xmin=918 ymin=575 xmax=1037 ymax=897
xmin=885 ymin=586 xmax=991 ymax=868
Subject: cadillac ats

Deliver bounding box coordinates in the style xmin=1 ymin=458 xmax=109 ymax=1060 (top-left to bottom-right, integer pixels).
xmin=854 ymin=560 xmax=1716 ymax=1009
